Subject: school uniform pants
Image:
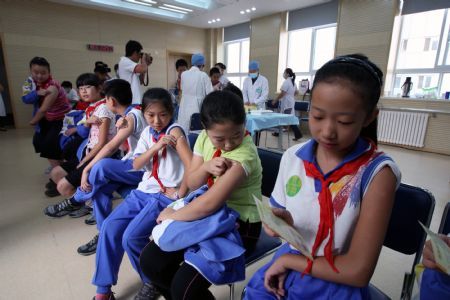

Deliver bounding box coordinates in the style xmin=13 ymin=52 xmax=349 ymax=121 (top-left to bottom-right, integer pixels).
xmin=139 ymin=220 xmax=261 ymax=300
xmin=93 ymin=189 xmax=173 ymax=294
xmin=73 ymin=158 xmax=144 ymax=230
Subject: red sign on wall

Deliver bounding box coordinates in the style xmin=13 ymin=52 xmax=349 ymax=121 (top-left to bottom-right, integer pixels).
xmin=87 ymin=44 xmax=114 ymax=52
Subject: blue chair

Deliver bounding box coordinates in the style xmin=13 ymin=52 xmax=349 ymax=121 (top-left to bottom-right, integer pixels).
xmin=188 ymin=132 xmax=199 ymax=151
xmin=189 ymin=113 xmax=203 ymax=131
xmin=369 ymin=184 xmax=435 ymax=300
xmin=228 ymin=148 xmax=283 ymax=300
xmin=294 ymin=101 xmax=309 ymax=125
xmin=438 ymin=202 xmax=450 ymax=235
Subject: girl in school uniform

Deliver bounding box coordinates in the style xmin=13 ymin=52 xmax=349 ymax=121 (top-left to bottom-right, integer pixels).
xmin=139 ymin=90 xmax=263 ymax=300
xmin=44 ymin=73 xmax=116 ymax=202
xmin=26 ymin=57 xmax=71 ymax=167
xmin=92 ymin=88 xmax=192 ymax=300
xmin=272 ymin=68 xmax=302 ymax=141
xmin=244 ymin=54 xmax=402 ymax=300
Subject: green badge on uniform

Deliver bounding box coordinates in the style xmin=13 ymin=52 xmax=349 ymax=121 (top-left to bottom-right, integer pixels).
xmin=286 ymin=175 xmax=302 ymax=197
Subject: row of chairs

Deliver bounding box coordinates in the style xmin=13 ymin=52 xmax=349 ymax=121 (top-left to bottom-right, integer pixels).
xmin=187 ymin=133 xmax=440 ymax=299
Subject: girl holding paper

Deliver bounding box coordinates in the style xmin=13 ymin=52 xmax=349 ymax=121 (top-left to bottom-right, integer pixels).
xmin=244 ymin=54 xmax=402 ymax=299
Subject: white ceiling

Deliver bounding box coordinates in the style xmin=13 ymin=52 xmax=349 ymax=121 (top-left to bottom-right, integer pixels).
xmin=49 ymin=0 xmax=329 ymax=28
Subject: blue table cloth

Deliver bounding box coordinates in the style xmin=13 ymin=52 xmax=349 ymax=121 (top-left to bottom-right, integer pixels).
xmin=246 ymin=113 xmax=299 ymax=136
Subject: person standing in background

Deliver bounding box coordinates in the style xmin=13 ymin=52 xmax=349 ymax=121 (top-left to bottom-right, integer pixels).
xmin=215 ymin=62 xmax=229 ymax=87
xmin=0 ymin=83 xmax=6 ymax=131
xmin=177 ymin=53 xmax=212 ymax=133
xmin=118 ymin=40 xmax=153 ymax=104
xmin=209 ymin=67 xmax=222 ymax=91
xmin=61 ymin=81 xmax=80 ymax=108
xmin=243 ymin=60 xmax=269 ymax=110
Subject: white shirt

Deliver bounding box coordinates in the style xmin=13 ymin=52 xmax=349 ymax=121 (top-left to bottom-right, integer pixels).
xmin=118 ymin=56 xmax=141 ymax=105
xmin=122 ymin=108 xmax=147 ymax=160
xmin=177 ymin=66 xmax=213 ymax=132
xmin=86 ymin=103 xmax=116 ymax=149
xmin=219 ymin=74 xmax=229 ymax=86
xmin=243 ymin=74 xmax=269 ymax=110
xmin=270 ymin=140 xmax=401 ymax=256
xmin=134 ymin=124 xmax=185 ymax=193
xmin=280 ymin=78 xmax=297 ymax=114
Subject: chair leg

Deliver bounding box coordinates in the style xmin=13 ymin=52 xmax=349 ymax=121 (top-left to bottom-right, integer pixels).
xmin=229 ymin=283 xmax=235 ymax=300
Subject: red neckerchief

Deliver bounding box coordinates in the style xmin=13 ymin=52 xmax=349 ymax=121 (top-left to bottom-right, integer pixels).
xmin=75 ymin=101 xmax=90 ymax=111
xmin=206 ymin=131 xmax=250 ymax=188
xmin=149 ymin=125 xmax=172 ymax=193
xmin=85 ymin=99 xmax=106 ymax=119
xmin=302 ymin=141 xmax=376 ymax=275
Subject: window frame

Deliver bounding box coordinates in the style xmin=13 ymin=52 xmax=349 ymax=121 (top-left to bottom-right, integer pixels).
xmin=224 ymin=38 xmax=250 ymax=90
xmin=387 ymin=8 xmax=450 ymax=97
xmin=286 ymin=23 xmax=337 ymax=82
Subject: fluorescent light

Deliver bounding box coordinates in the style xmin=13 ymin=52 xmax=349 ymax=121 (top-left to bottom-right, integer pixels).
xmin=212 ymin=19 xmax=216 ymax=23
xmin=163 ymin=4 xmax=193 ymax=12
xmin=138 ymin=0 xmax=157 ymax=4
xmin=240 ymin=10 xmax=245 ymax=14
xmin=175 ymin=0 xmax=210 ymax=9
xmin=124 ymin=0 xmax=152 ymax=7
xmin=92 ymin=0 xmax=186 ymax=19
xmin=208 ymin=21 xmax=211 ymax=24
xmin=159 ymin=6 xmax=188 ymax=14
xmin=246 ymin=9 xmax=250 ymax=13
xmin=251 ymin=7 xmax=256 ymax=11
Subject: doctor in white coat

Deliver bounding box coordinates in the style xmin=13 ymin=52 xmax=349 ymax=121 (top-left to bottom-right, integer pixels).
xmin=177 ymin=53 xmax=213 ymax=133
xmin=242 ymin=60 xmax=269 ymax=110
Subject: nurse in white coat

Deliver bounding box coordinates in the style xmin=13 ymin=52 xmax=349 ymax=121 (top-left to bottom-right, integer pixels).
xmin=242 ymin=60 xmax=269 ymax=110
xmin=177 ymin=53 xmax=213 ymax=133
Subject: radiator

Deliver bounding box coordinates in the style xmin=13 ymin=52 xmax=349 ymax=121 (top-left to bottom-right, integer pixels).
xmin=377 ymin=110 xmax=429 ymax=147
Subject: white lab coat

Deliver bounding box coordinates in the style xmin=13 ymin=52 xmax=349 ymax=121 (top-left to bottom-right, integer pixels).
xmin=279 ymin=78 xmax=297 ymax=115
xmin=178 ymin=66 xmax=213 ymax=132
xmin=243 ymin=74 xmax=269 ymax=110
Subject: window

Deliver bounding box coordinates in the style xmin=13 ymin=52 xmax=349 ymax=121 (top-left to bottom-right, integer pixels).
xmin=224 ymin=38 xmax=250 ymax=90
xmin=287 ymin=24 xmax=336 ymax=86
xmin=386 ymin=8 xmax=450 ymax=98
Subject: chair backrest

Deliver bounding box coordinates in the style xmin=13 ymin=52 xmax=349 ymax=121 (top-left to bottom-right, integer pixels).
xmin=188 ymin=132 xmax=199 ymax=151
xmin=257 ymin=148 xmax=283 ymax=198
xmin=382 ymin=183 xmax=435 ymax=299
xmin=189 ymin=113 xmax=203 ymax=131
xmin=383 ymin=184 xmax=435 ymax=255
xmin=438 ymin=202 xmax=450 ymax=235
xmin=294 ymin=101 xmax=309 ymax=112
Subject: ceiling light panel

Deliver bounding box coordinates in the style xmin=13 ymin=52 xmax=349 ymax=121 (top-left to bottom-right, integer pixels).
xmin=175 ymin=0 xmax=211 ymax=9
xmin=159 ymin=6 xmax=188 ymax=14
xmin=92 ymin=0 xmax=186 ymax=19
xmin=163 ymin=4 xmax=193 ymax=12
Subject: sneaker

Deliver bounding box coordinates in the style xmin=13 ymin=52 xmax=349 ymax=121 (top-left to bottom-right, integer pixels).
xmin=69 ymin=205 xmax=91 ymax=218
xmin=45 ymin=180 xmax=56 ymax=190
xmin=92 ymin=292 xmax=115 ymax=300
xmin=44 ymin=198 xmax=82 ymax=217
xmin=134 ymin=283 xmax=161 ymax=300
xmin=85 ymin=214 xmax=97 ymax=225
xmin=44 ymin=187 xmax=60 ymax=197
xmin=77 ymin=234 xmax=98 ymax=256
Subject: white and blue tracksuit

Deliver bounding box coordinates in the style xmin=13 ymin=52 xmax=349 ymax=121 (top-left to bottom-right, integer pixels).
xmin=92 ymin=123 xmax=186 ymax=294
xmin=72 ymin=106 xmax=146 ymax=230
xmin=152 ymin=185 xmax=246 ymax=285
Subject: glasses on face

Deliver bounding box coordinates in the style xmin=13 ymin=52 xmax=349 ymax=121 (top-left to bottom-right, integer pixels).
xmin=78 ymin=85 xmax=93 ymax=92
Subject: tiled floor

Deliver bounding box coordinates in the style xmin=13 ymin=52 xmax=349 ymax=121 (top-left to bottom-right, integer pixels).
xmin=0 ymin=129 xmax=449 ymax=300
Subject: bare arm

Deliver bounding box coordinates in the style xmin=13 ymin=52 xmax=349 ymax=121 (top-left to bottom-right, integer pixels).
xmin=83 ymin=115 xmax=135 ymax=174
xmin=267 ymin=167 xmax=397 ymax=292
xmin=29 ymin=86 xmax=58 ymax=125
xmin=78 ymin=118 xmax=111 ymax=166
xmin=170 ymin=128 xmax=193 ymax=198
xmin=186 ymin=155 xmax=209 ymax=190
xmin=274 ymin=90 xmax=286 ymax=102
xmin=161 ymin=163 xmax=246 ymax=221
